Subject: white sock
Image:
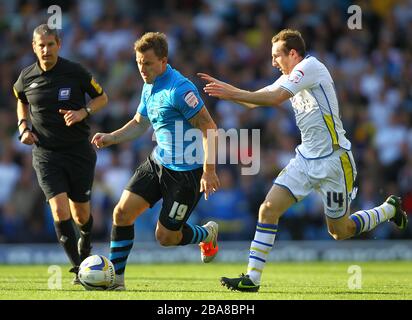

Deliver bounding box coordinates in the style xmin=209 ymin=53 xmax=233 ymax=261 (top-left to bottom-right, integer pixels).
xmin=115 ymin=273 xmax=124 ymax=285
xmin=350 ymin=202 xmax=395 ymax=234
xmin=246 ymin=223 xmax=278 ymax=285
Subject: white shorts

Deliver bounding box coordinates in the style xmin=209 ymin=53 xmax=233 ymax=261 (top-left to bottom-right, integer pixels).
xmin=274 ymin=149 xmax=357 ymax=219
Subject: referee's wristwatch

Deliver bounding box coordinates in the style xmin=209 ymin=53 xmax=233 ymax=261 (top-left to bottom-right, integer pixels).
xmin=84 ymin=106 xmax=92 ymax=117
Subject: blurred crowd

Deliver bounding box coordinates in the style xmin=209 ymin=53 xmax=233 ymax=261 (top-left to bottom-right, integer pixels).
xmin=1 ymin=0 xmax=412 ymax=243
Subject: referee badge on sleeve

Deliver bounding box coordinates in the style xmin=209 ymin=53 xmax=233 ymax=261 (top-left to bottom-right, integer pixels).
xmin=91 ymin=78 xmax=103 ymax=94
xmin=58 ymin=88 xmax=71 ymax=101
xmin=13 ymin=87 xmax=19 ymax=99
xmin=183 ymin=91 xmax=199 ymax=108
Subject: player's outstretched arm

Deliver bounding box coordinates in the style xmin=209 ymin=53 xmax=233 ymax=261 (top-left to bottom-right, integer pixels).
xmin=91 ymin=113 xmax=150 ymax=148
xmin=198 ymin=73 xmax=292 ymax=108
xmin=198 ymin=72 xmax=255 ymax=108
xmin=197 ymin=73 xmax=238 ymax=92
xmin=233 ymin=86 xmax=292 ymax=107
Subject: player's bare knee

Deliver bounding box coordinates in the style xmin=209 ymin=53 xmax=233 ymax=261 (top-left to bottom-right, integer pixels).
xmin=259 ymin=201 xmax=281 ymax=222
xmin=330 ymin=232 xmax=342 ymax=240
xmin=347 ymin=220 xmax=357 ymax=236
xmin=155 ymin=230 xmax=177 ymax=246
xmin=72 ymin=212 xmax=89 ymax=225
xmin=52 ymin=207 xmax=70 ymax=221
xmin=156 ymin=236 xmax=174 ymax=247
xmin=113 ymin=205 xmax=133 ymax=226
xmin=330 ymin=229 xmax=352 ymax=241
xmin=71 ymin=215 xmax=81 ymax=225
xmin=334 ymin=234 xmax=349 ymax=241
xmin=327 ymin=228 xmax=336 ymax=239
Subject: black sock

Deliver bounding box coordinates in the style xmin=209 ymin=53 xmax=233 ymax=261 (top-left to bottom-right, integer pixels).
xmin=77 ymin=215 xmax=93 ymax=262
xmin=178 ymin=222 xmax=208 ymax=245
xmin=110 ymin=225 xmax=134 ymax=275
xmin=79 ymin=214 xmax=93 ymax=233
xmin=54 ymin=219 xmax=81 ymax=267
xmin=78 ymin=215 xmax=93 ymax=248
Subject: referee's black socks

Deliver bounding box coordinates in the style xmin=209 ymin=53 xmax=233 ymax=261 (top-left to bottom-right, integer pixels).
xmin=78 ymin=214 xmax=93 ymax=261
xmin=54 ymin=219 xmax=81 ymax=268
xmin=79 ymin=214 xmax=93 ymax=234
xmin=78 ymin=215 xmax=93 ymax=247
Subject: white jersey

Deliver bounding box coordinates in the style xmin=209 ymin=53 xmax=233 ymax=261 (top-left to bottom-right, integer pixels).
xmin=263 ymin=55 xmax=351 ymax=159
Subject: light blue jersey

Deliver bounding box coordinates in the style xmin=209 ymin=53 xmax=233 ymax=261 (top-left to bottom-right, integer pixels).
xmin=137 ymin=64 xmax=204 ymax=171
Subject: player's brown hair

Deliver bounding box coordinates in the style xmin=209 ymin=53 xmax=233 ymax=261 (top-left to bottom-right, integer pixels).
xmin=272 ymin=29 xmax=306 ymax=57
xmin=134 ymin=32 xmax=168 ymax=58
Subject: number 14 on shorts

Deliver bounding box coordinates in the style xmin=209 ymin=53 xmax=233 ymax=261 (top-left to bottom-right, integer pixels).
xmin=327 ymin=191 xmax=344 ymax=208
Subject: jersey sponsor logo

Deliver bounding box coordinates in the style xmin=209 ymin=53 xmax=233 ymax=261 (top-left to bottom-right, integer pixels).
xmin=183 ymin=91 xmax=199 ymax=108
xmin=291 ymin=92 xmax=317 ymax=114
xmin=29 ymin=82 xmax=39 ymax=88
xmin=58 ymin=88 xmax=71 ymax=100
xmin=288 ymin=70 xmax=304 ymax=84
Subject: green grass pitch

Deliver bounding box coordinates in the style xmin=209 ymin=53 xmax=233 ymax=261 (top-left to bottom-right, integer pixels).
xmin=0 ymin=262 xmax=411 ymax=300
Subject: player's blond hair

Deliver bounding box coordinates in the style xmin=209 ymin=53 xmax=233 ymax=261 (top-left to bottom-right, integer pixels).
xmin=134 ymin=32 xmax=168 ymax=58
xmin=272 ymin=29 xmax=306 ymax=57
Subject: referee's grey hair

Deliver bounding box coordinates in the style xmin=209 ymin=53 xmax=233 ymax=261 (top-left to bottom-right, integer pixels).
xmin=33 ymin=24 xmax=60 ymax=42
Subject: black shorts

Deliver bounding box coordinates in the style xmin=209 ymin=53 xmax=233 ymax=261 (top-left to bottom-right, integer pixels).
xmin=125 ymin=154 xmax=203 ymax=231
xmin=32 ymin=142 xmax=97 ymax=202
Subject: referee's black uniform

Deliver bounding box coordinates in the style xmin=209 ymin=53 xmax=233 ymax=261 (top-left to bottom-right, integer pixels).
xmin=13 ymin=57 xmax=103 ymax=202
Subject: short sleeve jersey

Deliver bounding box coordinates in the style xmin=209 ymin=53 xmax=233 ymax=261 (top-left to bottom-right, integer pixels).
xmin=262 ymin=56 xmax=351 ymax=159
xmin=137 ymin=64 xmax=204 ymax=171
xmin=13 ymin=57 xmax=104 ymax=149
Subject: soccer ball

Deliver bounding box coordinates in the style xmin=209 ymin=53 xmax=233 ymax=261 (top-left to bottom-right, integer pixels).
xmin=78 ymin=255 xmax=115 ymax=290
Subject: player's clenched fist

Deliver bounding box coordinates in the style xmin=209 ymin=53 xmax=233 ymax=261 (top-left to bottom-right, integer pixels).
xmin=91 ymin=132 xmax=115 ymax=148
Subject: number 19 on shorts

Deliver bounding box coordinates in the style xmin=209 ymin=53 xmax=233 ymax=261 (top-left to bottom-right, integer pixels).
xmin=169 ymin=201 xmax=188 ymax=221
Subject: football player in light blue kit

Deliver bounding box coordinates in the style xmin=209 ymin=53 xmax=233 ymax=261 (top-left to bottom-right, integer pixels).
xmin=92 ymin=32 xmax=220 ymax=290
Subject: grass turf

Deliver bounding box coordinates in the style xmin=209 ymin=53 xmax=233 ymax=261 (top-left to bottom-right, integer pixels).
xmin=0 ymin=261 xmax=411 ymax=300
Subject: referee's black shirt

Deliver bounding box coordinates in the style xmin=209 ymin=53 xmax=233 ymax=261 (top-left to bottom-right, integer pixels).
xmin=13 ymin=57 xmax=104 ymax=150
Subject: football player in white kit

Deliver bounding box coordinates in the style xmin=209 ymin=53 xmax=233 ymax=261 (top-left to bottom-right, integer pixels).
xmin=198 ymin=29 xmax=408 ymax=292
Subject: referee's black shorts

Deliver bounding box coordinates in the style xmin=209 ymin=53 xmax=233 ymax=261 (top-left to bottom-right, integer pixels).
xmin=32 ymin=142 xmax=97 ymax=202
xmin=125 ymin=154 xmax=203 ymax=231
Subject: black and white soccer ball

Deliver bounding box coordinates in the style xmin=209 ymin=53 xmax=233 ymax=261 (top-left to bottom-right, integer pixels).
xmin=78 ymin=255 xmax=115 ymax=290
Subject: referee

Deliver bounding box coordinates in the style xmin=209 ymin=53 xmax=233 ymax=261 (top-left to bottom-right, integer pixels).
xmin=13 ymin=24 xmax=108 ymax=284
